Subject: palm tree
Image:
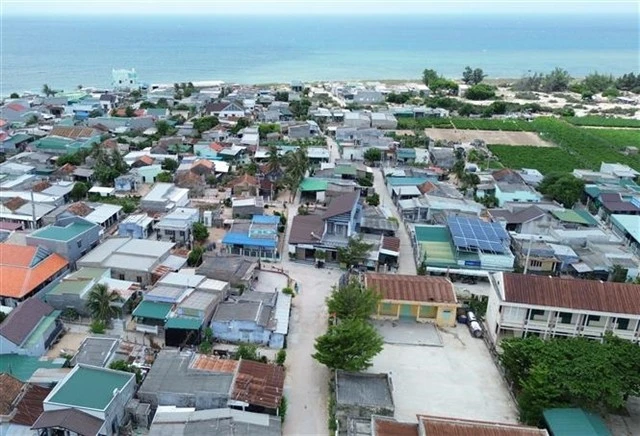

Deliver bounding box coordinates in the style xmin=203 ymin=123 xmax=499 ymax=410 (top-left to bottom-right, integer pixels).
xmin=42 ymin=84 xmax=55 ymax=97
xmin=266 ymin=144 xmax=280 ymax=173
xmin=283 ymin=148 xmax=309 ymax=201
xmin=86 ymin=284 xmax=122 ymax=325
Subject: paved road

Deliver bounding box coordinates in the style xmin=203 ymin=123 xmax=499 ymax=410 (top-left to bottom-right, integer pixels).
xmin=373 ymin=167 xmax=417 ymax=275
xmin=325 ymin=135 xmax=341 ymax=163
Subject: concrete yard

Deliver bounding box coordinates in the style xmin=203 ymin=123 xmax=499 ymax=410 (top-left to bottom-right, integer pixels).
xmin=369 ymin=324 xmax=518 ymax=424
xmin=253 ymin=270 xmax=289 ymax=293
xmin=373 ymin=320 xmax=443 ymax=347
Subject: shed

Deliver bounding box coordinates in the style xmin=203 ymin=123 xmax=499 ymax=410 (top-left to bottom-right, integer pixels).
xmin=543 ymin=408 xmax=611 ymax=436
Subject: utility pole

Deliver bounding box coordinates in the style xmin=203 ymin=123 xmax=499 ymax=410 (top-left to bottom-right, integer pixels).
xmin=523 ymin=235 xmax=534 ymax=275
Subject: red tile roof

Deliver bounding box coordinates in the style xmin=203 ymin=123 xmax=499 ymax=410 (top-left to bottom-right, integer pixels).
xmin=0 ymin=373 xmax=24 ymax=415
xmin=374 ymin=416 xmax=419 ymax=436
xmin=0 ymin=245 xmax=69 ymax=299
xmin=418 ymin=415 xmax=548 ymax=436
xmin=231 ymin=360 xmax=285 ymax=409
xmin=192 ymin=159 xmax=214 ymax=170
xmin=365 ymin=273 xmax=457 ymax=304
xmin=6 ymin=103 xmax=27 ymax=112
xmin=228 ymin=173 xmax=258 ymax=187
xmin=501 ymin=272 xmax=640 ymax=315
xmin=31 ymin=180 xmax=52 ymax=193
xmin=209 ymin=142 xmax=224 ymax=152
xmin=50 ymin=126 xmax=97 ymax=139
xmin=66 ymin=202 xmax=93 ymax=217
xmin=3 ymin=196 xmax=27 ymax=211
xmin=381 ymin=236 xmax=401 ymax=253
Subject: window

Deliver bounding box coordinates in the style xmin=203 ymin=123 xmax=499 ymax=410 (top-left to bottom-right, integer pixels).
xmin=616 ymin=318 xmax=630 ymax=330
xmin=530 ymin=309 xmax=545 ymax=317
xmin=529 ymin=260 xmax=543 ymax=268
xmin=558 ymin=312 xmax=573 ymax=324
xmin=586 ymin=315 xmax=601 ymax=326
xmin=136 ymin=276 xmax=143 ymax=283
xmin=77 ymin=240 xmax=82 ymax=248
xmin=118 ymin=274 xmax=125 ymax=280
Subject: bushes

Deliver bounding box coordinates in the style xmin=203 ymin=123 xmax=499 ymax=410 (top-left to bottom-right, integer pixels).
xmin=89 ymin=320 xmax=106 ymax=334
xmin=565 ymin=116 xmax=640 ymax=128
xmin=276 ymin=350 xmax=287 ymax=365
xmin=465 ymin=84 xmax=497 ymax=100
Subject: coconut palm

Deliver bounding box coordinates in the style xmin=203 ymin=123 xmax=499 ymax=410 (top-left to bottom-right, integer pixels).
xmin=266 ymin=144 xmax=281 ymax=173
xmin=42 ymin=84 xmax=57 ymax=97
xmin=283 ymin=148 xmax=309 ymax=201
xmin=86 ymin=284 xmax=122 ymax=325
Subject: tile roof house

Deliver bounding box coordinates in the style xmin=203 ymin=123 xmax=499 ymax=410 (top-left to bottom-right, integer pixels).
xmin=0 ymin=298 xmax=63 ymax=357
xmin=33 ymin=365 xmax=135 ymax=436
xmin=486 ymin=272 xmax=640 ymax=345
xmin=0 ymin=244 xmax=69 ymax=306
xmin=0 ymin=373 xmax=52 ymax=433
xmin=418 ymin=414 xmax=548 ymax=436
xmin=365 ymin=273 xmax=459 ymax=327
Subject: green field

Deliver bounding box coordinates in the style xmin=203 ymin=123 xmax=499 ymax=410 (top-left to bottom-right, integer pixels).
xmin=487 ymin=145 xmax=584 ymax=174
xmin=565 ymin=116 xmax=640 ymax=128
xmin=584 ymin=129 xmax=640 ymax=148
xmin=397 ymin=117 xmax=536 ymax=131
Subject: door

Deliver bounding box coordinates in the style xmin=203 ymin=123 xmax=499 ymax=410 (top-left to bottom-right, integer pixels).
xmin=400 ymin=304 xmax=415 ymax=320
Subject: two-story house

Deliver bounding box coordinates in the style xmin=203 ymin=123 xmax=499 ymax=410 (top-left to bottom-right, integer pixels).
xmin=486 ymin=272 xmax=640 ymax=345
xmin=155 ymin=207 xmax=200 ymax=244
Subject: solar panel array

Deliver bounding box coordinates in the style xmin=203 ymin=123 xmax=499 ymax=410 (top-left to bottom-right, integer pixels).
xmin=447 ymin=216 xmax=509 ymax=254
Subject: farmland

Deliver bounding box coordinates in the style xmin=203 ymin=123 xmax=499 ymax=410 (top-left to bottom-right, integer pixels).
xmin=397 ymin=117 xmax=536 ymax=131
xmin=424 ymin=128 xmax=553 ymax=147
xmin=565 ymin=116 xmax=640 ymax=128
xmin=584 ymin=129 xmax=640 ymax=148
xmin=487 ymin=145 xmax=584 ymax=174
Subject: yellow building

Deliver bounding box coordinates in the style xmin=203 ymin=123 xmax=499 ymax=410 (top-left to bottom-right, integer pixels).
xmin=365 ymin=273 xmax=458 ymax=327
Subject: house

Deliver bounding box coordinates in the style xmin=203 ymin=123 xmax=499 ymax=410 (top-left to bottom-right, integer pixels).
xmin=140 ymin=183 xmax=190 ymax=212
xmin=344 ymin=112 xmax=371 ymax=128
xmin=137 ymin=349 xmax=234 ymax=409
xmin=156 ymin=207 xmax=199 ymax=244
xmin=334 ymin=371 xmax=394 ymax=433
xmin=600 ymin=162 xmax=640 ymax=180
xmin=197 ymin=255 xmax=258 ymax=290
xmin=112 ymin=68 xmax=139 ymax=89
xmin=71 ymin=336 xmax=119 ymax=367
xmin=228 ymin=174 xmax=259 ymax=197
xmin=26 ymin=216 xmax=101 ymax=267
xmin=99 ymin=94 xmax=117 ymax=112
xmin=485 ymin=272 xmax=640 ymax=345
xmin=32 ymin=365 xmax=136 ymax=436
xmin=365 ymin=273 xmax=459 ymax=327
xmin=351 ymin=90 xmax=384 ymax=104
xmin=205 ymin=101 xmax=246 ymax=119
xmin=77 ymin=238 xmax=178 ymax=286
xmin=210 ymin=290 xmax=291 ymax=349
xmin=610 ymin=214 xmax=640 ymax=255
xmin=399 ymin=195 xmax=483 ymax=223
xmin=429 ymin=147 xmax=455 ymax=170
xmin=488 ymin=205 xmax=551 ymax=233
xmin=596 ymin=193 xmax=640 ymax=219
xmin=510 ymin=235 xmax=579 ymax=276
xmin=222 ymin=215 xmax=280 ymax=260
xmin=44 ymin=267 xmax=139 ymax=317
xmin=370 ymin=112 xmax=397 ymax=129
xmin=232 ymin=197 xmax=264 ymax=218
xmin=0 ymin=244 xmax=69 ymax=307
xmin=0 ymin=373 xmax=52 ymax=435
xmin=0 ymin=298 xmax=63 ymax=357
xmin=148 ymin=407 xmax=282 ymax=435
xmin=118 ymin=213 xmax=154 ymax=239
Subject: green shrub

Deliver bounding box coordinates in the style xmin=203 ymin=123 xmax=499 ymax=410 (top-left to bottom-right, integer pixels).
xmin=276 ymin=350 xmax=287 ymax=365
xmin=89 ymin=320 xmax=106 ymax=334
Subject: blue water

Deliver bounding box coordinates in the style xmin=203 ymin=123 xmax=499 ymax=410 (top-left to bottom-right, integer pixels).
xmin=1 ymin=14 xmax=638 ymax=93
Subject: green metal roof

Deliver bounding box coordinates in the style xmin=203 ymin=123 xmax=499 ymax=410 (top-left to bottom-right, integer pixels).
xmin=300 ymin=178 xmax=328 ymax=192
xmin=334 ymin=165 xmax=357 ymax=176
xmin=414 ymin=225 xmax=451 ymax=242
xmin=387 ymin=177 xmax=430 ymax=187
xmin=34 ymin=137 xmax=74 ymax=150
xmin=551 ymin=210 xmax=591 ymax=225
xmin=49 ymin=366 xmax=133 ymax=410
xmin=31 ymin=221 xmax=96 ymax=241
xmin=611 ymin=214 xmax=640 ymax=243
xmin=396 ymin=148 xmax=417 ymax=159
xmin=165 ymin=317 xmax=202 ymax=330
xmin=132 ymin=300 xmax=172 ymax=320
xmin=543 ymin=408 xmax=611 ymax=436
xmin=47 ymin=268 xmax=107 ymax=296
xmin=0 ymin=355 xmax=64 ymax=382
xmin=24 ymin=311 xmax=61 ymax=348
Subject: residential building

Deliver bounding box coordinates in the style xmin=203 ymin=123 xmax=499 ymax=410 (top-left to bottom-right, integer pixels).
xmin=118 ymin=214 xmax=154 ymax=239
xmin=344 ymin=112 xmax=371 ymax=128
xmin=0 ymin=244 xmax=69 ymax=307
xmin=112 ymin=68 xmax=139 ymax=90
xmin=370 ymin=112 xmax=398 ymax=129
xmin=399 ymin=195 xmax=483 ymax=223
xmin=210 ymin=290 xmax=291 ymax=349
xmin=365 ymin=273 xmax=458 ymax=327
xmin=489 ymin=205 xmax=552 ymax=234
xmin=222 ymin=215 xmax=280 ymax=260
xmin=334 ymin=371 xmax=394 ymax=433
xmin=156 ymin=207 xmax=199 ymax=244
xmin=148 ymin=407 xmax=282 ymax=435
xmin=76 ymin=238 xmax=178 ymax=286
xmin=33 ymin=365 xmax=136 ymax=436
xmin=140 ymin=183 xmax=189 ymax=212
xmin=197 ymin=255 xmax=258 ymax=290
xmin=0 ymin=298 xmax=63 ymax=357
xmin=26 ymin=216 xmax=101 ymax=267
xmin=0 ymin=374 xmax=52 ymax=435
xmin=610 ymin=214 xmax=640 ymax=255
xmin=205 ymin=101 xmax=246 ymax=119
xmin=232 ymin=197 xmax=264 ymax=218
xmin=44 ymin=267 xmax=139 ymax=317
xmin=486 ymin=272 xmax=640 ymax=345
xmin=71 ymin=337 xmax=119 ymax=368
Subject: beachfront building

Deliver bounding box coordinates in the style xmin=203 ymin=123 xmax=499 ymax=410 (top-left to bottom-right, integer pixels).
xmin=112 ymin=68 xmax=139 ymax=90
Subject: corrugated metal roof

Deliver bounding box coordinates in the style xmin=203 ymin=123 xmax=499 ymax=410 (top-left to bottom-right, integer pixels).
xmin=365 ymin=273 xmax=457 ymax=304
xmin=165 ymin=317 xmax=202 ymax=330
xmin=418 ymin=415 xmax=548 ymax=436
xmin=132 ymin=300 xmax=173 ymax=320
xmin=231 ymin=360 xmax=285 ymax=409
xmin=543 ymin=408 xmax=610 ymax=436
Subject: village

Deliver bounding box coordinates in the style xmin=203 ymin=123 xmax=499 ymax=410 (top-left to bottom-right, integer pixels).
xmin=1 ymin=67 xmax=640 ymax=436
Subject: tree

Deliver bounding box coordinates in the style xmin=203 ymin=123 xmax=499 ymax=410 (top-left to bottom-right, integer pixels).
xmin=69 ymin=182 xmax=88 ymax=201
xmin=513 ymin=72 xmax=544 ymax=92
xmin=187 ymin=246 xmax=204 ymax=267
xmin=312 ymin=318 xmax=384 ymax=371
xmin=25 ymin=115 xmax=38 ymax=126
xmin=259 ymin=123 xmax=280 ymax=140
xmin=235 ymin=343 xmax=261 ymax=361
xmin=42 ymin=84 xmax=57 ymax=97
xmin=109 ymin=360 xmax=142 ymax=383
xmin=363 ymin=148 xmax=382 ymax=165
xmin=326 ymin=279 xmax=380 ymax=321
xmin=366 ymin=193 xmax=380 ymax=206
xmin=276 ymin=349 xmax=287 ymax=365
xmin=275 ymin=91 xmax=289 ymax=102
xmin=542 ymin=67 xmax=572 ymax=92
xmin=192 ymin=222 xmax=209 ymax=243
xmin=609 ymin=264 xmax=628 ymax=283
xmin=155 ymin=120 xmax=172 ymax=136
xmin=537 ymin=173 xmax=584 ymax=208
xmin=124 ymin=106 xmax=135 ymax=117
xmin=9 ymin=92 xmax=19 ymax=99
xmin=462 ymin=66 xmax=486 ymax=85
xmin=266 ymin=144 xmax=281 ymax=172
xmin=86 ymin=284 xmax=122 ymax=325
xmin=230 ymin=117 xmax=250 ymax=134
xmin=282 ymin=148 xmax=309 ymax=201
xmin=422 ymin=69 xmax=440 ymax=87
xmin=337 ymin=236 xmax=374 ymax=269
xmin=193 ymin=116 xmax=219 ymax=133
xmin=465 ymin=84 xmax=496 ymax=100
xmin=289 ymin=98 xmax=312 ymax=120
xmin=161 ymin=157 xmax=179 ymax=172
xmin=156 ymin=171 xmax=173 ymax=183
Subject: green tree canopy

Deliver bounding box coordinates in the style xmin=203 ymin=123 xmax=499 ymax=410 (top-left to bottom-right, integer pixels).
xmin=109 ymin=360 xmax=142 ymax=383
xmin=465 ymin=84 xmax=496 ymax=100
xmin=541 ymin=67 xmax=572 ymax=93
xmin=235 ymin=343 xmax=261 ymax=362
xmin=422 ymin=69 xmax=440 ymax=87
xmin=230 ymin=117 xmax=251 ymax=134
xmin=366 ymin=193 xmax=380 ymax=206
xmin=326 ymin=279 xmax=380 ymax=320
xmin=289 ymin=98 xmax=312 ymax=120
xmin=156 ymin=171 xmax=173 ymax=183
xmin=500 ymin=334 xmax=640 ymax=425
xmin=86 ymin=284 xmax=122 ymax=324
xmin=266 ymin=144 xmax=280 ymax=172
xmin=69 ymin=182 xmax=88 ymax=201
xmin=312 ymin=318 xmax=383 ymax=371
xmin=363 ymin=147 xmax=382 ymax=164
xmin=337 ymin=235 xmax=374 ymax=269
xmin=259 ymin=123 xmax=280 ymax=140
xmin=192 ymin=222 xmax=210 ymax=243
xmin=275 ymin=91 xmax=289 ymax=102
xmin=193 ymin=115 xmax=220 ymax=133
xmin=187 ymin=246 xmax=204 ymax=267
xmin=161 ymin=157 xmax=179 ymax=172
xmin=537 ymin=172 xmax=585 ymax=208
xmin=9 ymin=92 xmax=20 ymax=99
xmin=462 ymin=66 xmax=486 ymax=85
xmin=155 ymin=120 xmax=174 ymax=137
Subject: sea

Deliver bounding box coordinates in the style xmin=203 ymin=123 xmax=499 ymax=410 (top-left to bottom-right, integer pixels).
xmin=1 ymin=13 xmax=638 ymax=94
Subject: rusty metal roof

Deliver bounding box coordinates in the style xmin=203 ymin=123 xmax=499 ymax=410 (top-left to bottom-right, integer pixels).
xmin=418 ymin=415 xmax=548 ymax=436
xmin=231 ymin=360 xmax=285 ymax=409
xmin=191 ymin=355 xmax=239 ymax=374
xmin=502 ymin=272 xmax=640 ymax=315
xmin=365 ymin=273 xmax=457 ymax=304
xmin=373 ymin=416 xmax=419 ymax=436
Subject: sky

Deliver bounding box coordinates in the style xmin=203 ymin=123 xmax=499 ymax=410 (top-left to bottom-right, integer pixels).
xmin=1 ymin=0 xmax=638 ymax=16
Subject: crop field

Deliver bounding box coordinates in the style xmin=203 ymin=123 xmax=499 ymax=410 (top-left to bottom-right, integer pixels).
xmin=397 ymin=117 xmax=537 ymax=131
xmin=583 ymin=129 xmax=640 ymax=148
xmin=565 ymin=116 xmax=640 ymax=128
xmin=487 ymin=145 xmax=584 ymax=174
xmin=425 ymin=128 xmax=554 ymax=146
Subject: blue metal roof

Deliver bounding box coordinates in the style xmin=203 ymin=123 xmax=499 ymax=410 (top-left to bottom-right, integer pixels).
xmin=222 ymin=232 xmax=277 ymax=248
xmin=252 ymin=215 xmax=280 ymax=224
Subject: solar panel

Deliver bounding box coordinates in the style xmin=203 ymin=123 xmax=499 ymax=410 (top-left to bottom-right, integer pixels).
xmin=446 ymin=216 xmax=509 ymax=254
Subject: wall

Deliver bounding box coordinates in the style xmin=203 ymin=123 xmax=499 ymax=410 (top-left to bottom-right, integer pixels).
xmin=485 ymin=278 xmax=503 ymax=344
xmin=118 ymin=223 xmax=147 ymax=239
xmin=0 ymin=335 xmax=19 ymax=355
xmin=478 ymin=252 xmax=515 ymax=271
xmin=27 ymin=228 xmax=100 ymax=266
xmin=435 ymin=306 xmax=456 ymax=327
xmin=103 ymin=374 xmax=136 ymax=436
xmin=211 ymin=320 xmax=271 ymax=346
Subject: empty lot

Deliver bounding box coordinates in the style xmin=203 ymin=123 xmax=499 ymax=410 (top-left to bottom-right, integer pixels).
xmin=368 ymin=324 xmax=519 ymax=424
xmin=425 ymin=127 xmax=554 ymax=146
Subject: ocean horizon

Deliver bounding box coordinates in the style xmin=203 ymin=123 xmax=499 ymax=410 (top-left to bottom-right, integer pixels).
xmin=1 ymin=13 xmax=638 ymax=94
